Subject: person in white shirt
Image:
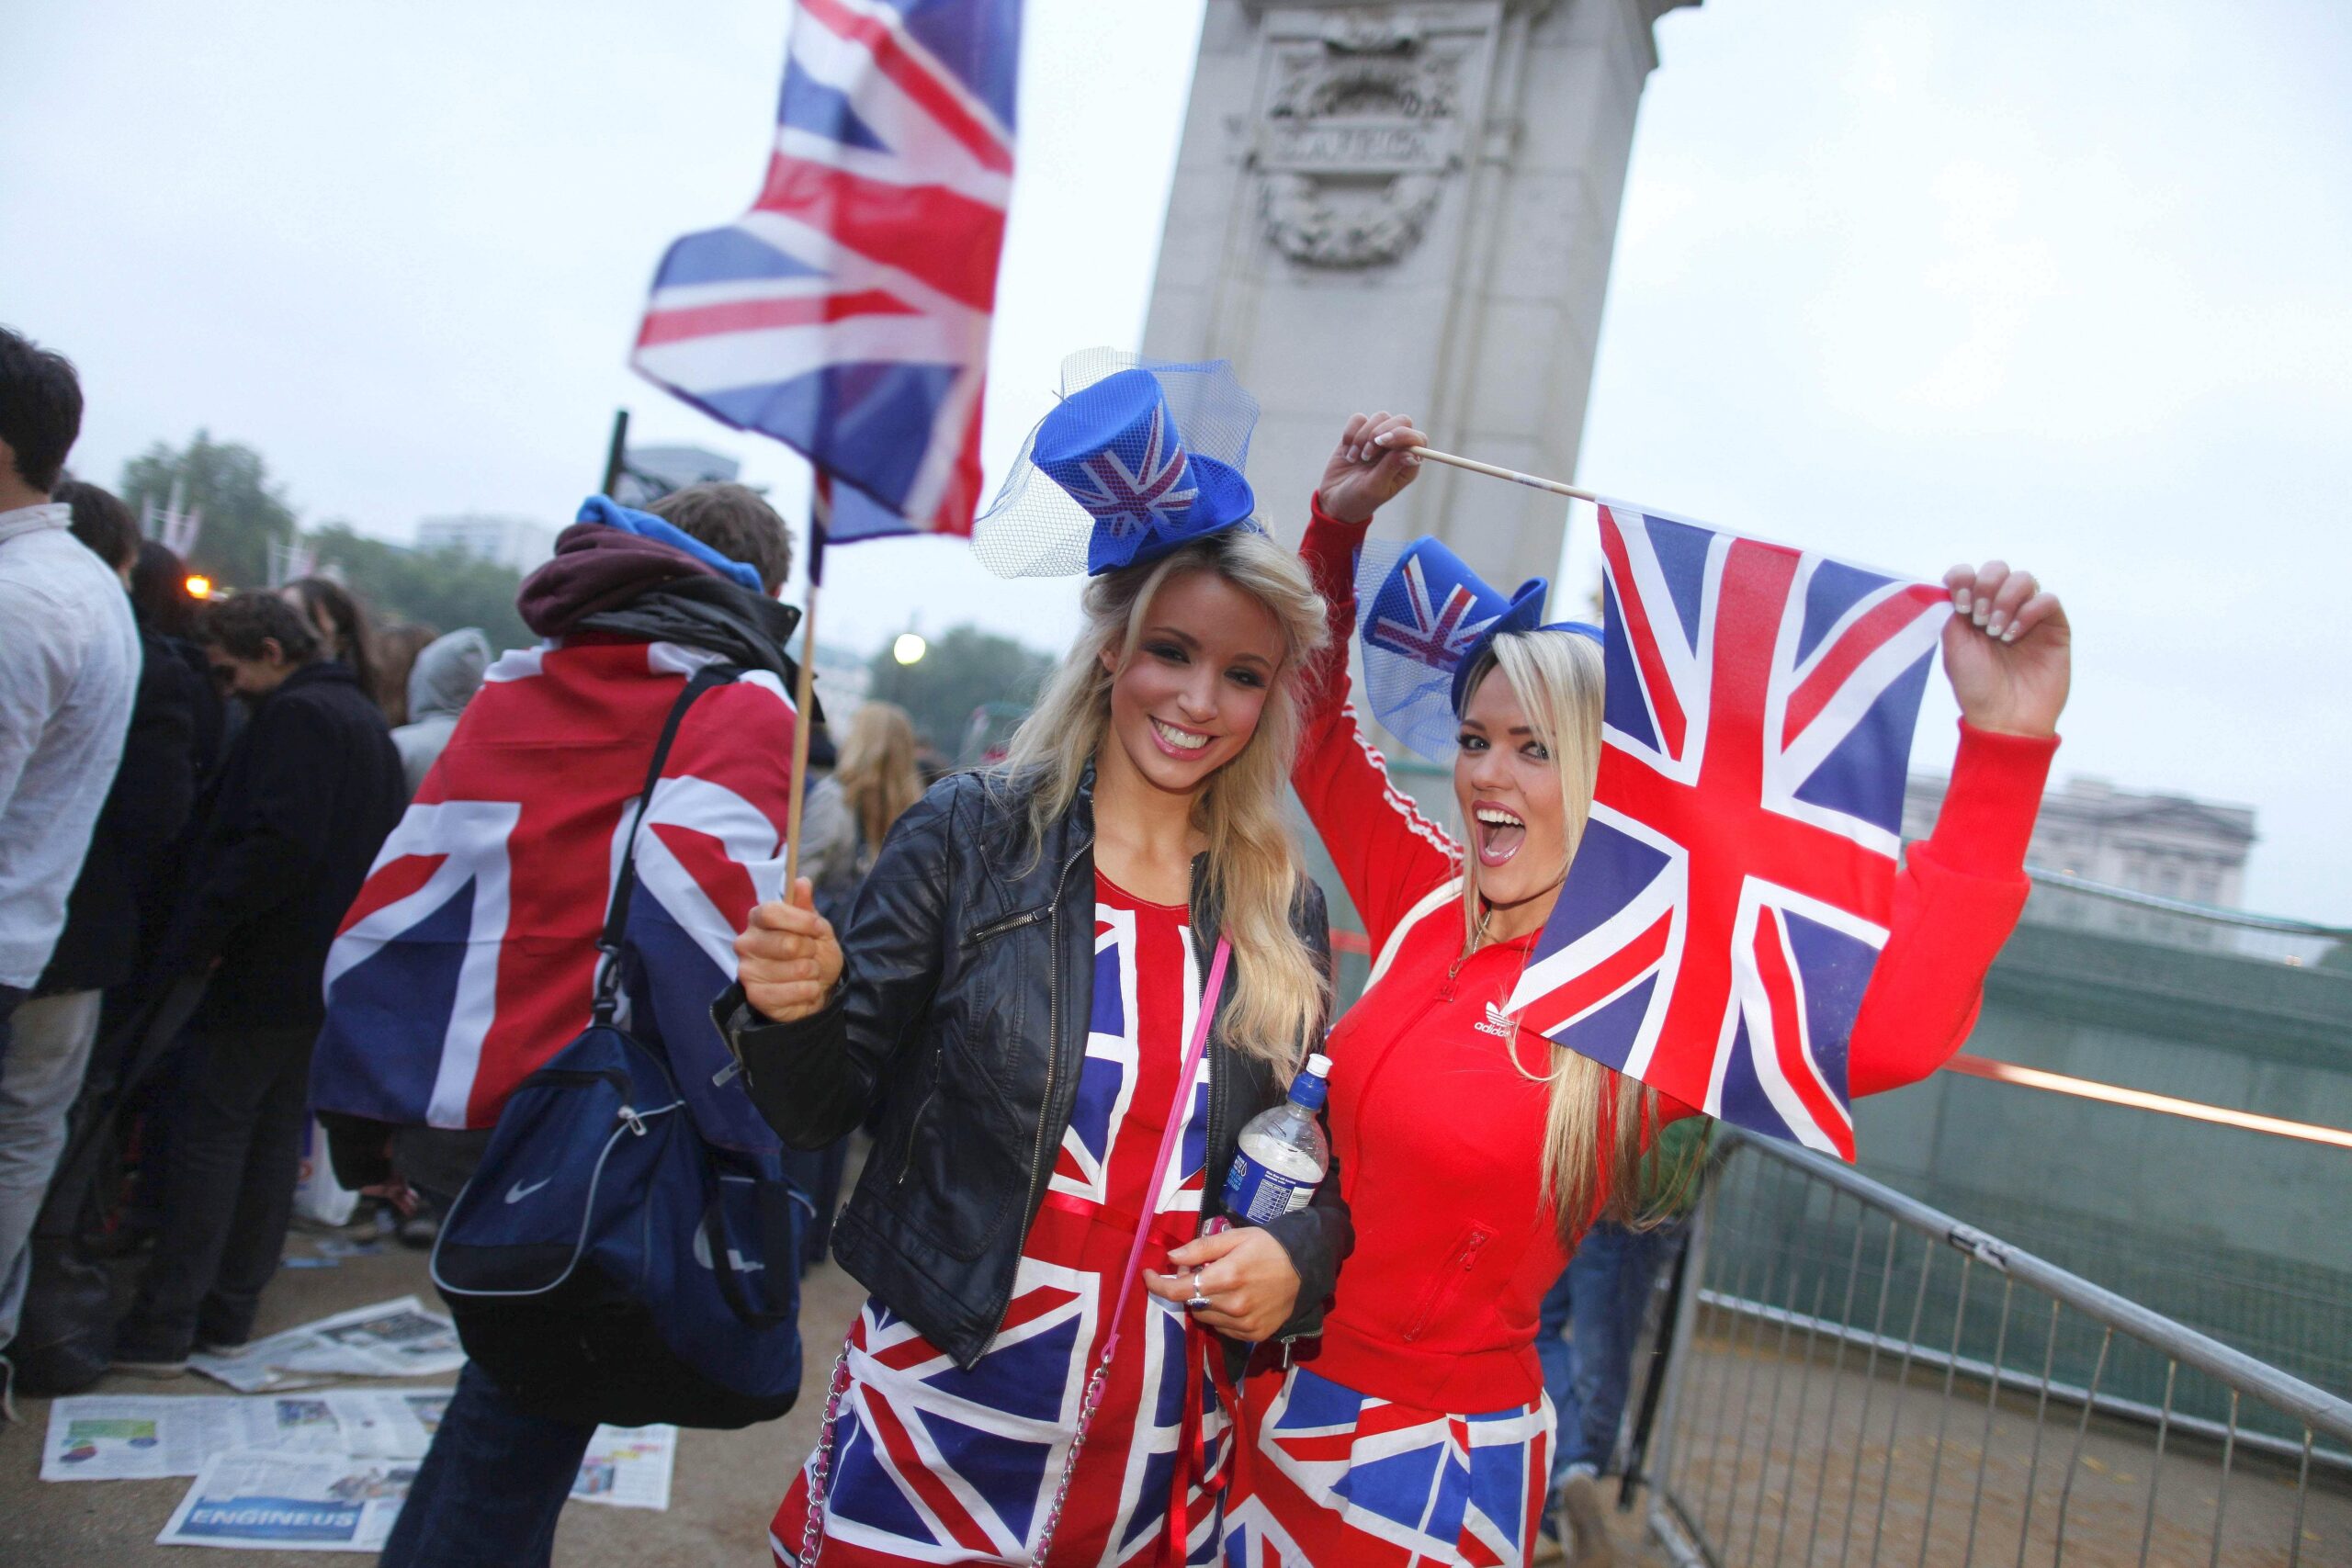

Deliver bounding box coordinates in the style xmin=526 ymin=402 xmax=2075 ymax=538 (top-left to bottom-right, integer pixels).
xmin=0 ymin=327 xmax=139 ymax=1400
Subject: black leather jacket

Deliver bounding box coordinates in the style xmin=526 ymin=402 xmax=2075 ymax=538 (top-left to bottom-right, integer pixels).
xmin=717 ymin=767 xmax=1351 ymax=1371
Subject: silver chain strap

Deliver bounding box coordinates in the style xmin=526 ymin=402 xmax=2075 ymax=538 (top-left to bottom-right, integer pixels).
xmin=1029 ymin=1351 xmax=1114 ymax=1564
xmin=795 ymin=1337 xmax=854 ymax=1568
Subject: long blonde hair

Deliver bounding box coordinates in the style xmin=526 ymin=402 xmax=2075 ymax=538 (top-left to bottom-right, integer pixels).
xmin=992 ymin=527 xmax=1331 ymax=1072
xmin=835 ymin=701 xmax=923 ymax=854
xmin=1457 ymin=630 xmax=1667 ymax=1241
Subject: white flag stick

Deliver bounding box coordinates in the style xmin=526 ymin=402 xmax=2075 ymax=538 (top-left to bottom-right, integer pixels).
xmin=1414 ymin=446 xmax=1600 ymax=505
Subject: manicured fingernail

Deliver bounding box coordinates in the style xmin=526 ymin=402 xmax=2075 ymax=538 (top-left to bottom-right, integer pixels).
xmin=1953 ymin=590 xmax=1972 ymax=614
xmin=1405 ymin=453 xmax=1421 ymax=466
xmin=1985 ymin=612 xmax=2006 ymax=636
xmin=1375 ymin=432 xmax=1395 ymax=445
xmin=2001 ymin=625 xmax=2021 ymax=643
xmin=1973 ymin=604 xmax=1991 ymax=626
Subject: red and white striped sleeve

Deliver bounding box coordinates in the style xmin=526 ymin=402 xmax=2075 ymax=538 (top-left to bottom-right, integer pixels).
xmin=1294 ymin=493 xmax=1464 ymax=956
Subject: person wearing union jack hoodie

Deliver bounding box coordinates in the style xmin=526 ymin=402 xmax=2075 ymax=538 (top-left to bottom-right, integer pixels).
xmin=722 ymin=355 xmax=1352 ymax=1567
xmin=1211 ymin=412 xmax=2071 ymax=1568
xmin=310 ymin=483 xmax=806 ymax=1568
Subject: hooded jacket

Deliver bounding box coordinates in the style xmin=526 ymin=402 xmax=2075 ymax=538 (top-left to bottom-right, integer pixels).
xmin=314 ymin=522 xmax=807 ymax=1190
xmin=390 ymin=627 xmax=491 ymax=796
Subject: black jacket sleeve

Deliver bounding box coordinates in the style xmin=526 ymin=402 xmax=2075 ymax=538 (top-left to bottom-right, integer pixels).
xmin=113 ymin=640 xmax=201 ymax=864
xmin=718 ymin=781 xmax=959 ymax=1150
xmin=1255 ymin=879 xmax=1354 ymax=1343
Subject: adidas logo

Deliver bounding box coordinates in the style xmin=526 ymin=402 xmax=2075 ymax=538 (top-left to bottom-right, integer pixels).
xmin=1474 ymin=1001 xmax=1518 ymax=1040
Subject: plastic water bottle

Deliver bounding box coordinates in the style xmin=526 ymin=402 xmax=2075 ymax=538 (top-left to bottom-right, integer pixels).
xmin=1220 ymin=1053 xmax=1332 ymax=1225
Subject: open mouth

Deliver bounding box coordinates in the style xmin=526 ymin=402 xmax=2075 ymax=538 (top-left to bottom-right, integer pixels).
xmin=1474 ymin=801 xmax=1526 ymax=866
xmin=1150 ymin=716 xmax=1214 ymax=759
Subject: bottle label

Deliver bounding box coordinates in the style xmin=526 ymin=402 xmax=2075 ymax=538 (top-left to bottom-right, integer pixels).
xmin=1223 ymin=1152 xmax=1317 ymax=1225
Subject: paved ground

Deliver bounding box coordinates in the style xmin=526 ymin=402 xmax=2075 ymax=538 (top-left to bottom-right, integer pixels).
xmin=2 ymin=1219 xmax=1663 ymax=1565
xmin=1657 ymin=1318 xmax=2351 ymax=1568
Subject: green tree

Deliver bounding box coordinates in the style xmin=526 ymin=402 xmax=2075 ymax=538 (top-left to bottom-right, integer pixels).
xmin=865 ymin=625 xmax=1056 ymax=756
xmin=306 ymin=524 xmax=533 ymax=655
xmin=117 ymin=431 xmax=297 ymax=591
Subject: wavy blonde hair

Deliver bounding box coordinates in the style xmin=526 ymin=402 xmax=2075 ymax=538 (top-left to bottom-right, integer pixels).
xmin=835 ymin=701 xmax=924 ymax=855
xmin=1456 ymin=630 xmax=1684 ymax=1242
xmin=992 ymin=527 xmax=1330 ymax=1073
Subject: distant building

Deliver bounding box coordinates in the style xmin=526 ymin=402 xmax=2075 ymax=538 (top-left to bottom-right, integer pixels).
xmin=415 ymin=513 xmax=558 ymax=573
xmin=1904 ymin=771 xmax=2258 ymax=950
xmin=614 ymin=444 xmax=741 ymax=507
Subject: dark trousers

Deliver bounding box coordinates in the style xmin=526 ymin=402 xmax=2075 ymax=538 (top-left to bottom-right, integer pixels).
xmin=378 ymin=1357 xmax=596 ymax=1566
xmin=1537 ymin=1219 xmax=1687 ymax=1483
xmin=117 ymin=1024 xmax=314 ymax=1356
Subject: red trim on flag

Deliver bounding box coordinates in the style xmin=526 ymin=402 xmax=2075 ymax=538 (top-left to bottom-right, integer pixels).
xmin=755 ymin=152 xmax=1008 ymax=311
xmin=800 ymin=0 xmax=1015 ymax=175
xmin=1781 ymin=585 xmax=1941 ymax=747
xmin=1752 ymin=908 xmax=1854 ymax=1158
xmin=635 ymin=288 xmax=918 ymax=348
xmin=336 ymin=853 xmax=446 ymax=935
xmin=1598 ymin=509 xmax=1689 ymax=757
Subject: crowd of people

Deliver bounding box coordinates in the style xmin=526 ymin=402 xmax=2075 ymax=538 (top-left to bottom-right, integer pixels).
xmin=0 ymin=329 xmax=2071 ymax=1568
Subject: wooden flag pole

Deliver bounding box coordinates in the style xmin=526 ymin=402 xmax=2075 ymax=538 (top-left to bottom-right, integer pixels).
xmin=1413 ymin=445 xmax=1600 ymax=505
xmin=782 ymin=516 xmax=825 ymax=891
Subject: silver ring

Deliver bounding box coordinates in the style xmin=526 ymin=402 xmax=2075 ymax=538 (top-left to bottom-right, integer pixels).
xmin=1184 ymin=1293 xmax=1213 ymax=1313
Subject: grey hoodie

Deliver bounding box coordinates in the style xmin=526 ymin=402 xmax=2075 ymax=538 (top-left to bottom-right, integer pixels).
xmin=390 ymin=627 xmax=492 ymax=796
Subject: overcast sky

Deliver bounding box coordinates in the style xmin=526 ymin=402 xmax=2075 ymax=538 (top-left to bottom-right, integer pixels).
xmin=6 ymin=1 xmax=2347 ymax=922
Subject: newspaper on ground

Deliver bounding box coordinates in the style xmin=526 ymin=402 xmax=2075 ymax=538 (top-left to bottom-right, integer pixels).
xmin=187 ymin=1295 xmax=464 ymax=1392
xmin=40 ymin=1393 xmax=346 ymax=1481
xmin=570 ymin=1423 xmax=677 ymax=1512
xmin=154 ymin=1449 xmax=416 ymax=1552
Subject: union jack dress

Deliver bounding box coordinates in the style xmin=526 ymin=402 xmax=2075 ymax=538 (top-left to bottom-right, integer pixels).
xmin=773 ymin=874 xmax=1229 ymax=1567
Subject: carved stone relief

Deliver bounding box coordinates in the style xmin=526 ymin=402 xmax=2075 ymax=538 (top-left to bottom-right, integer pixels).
xmin=1251 ymin=11 xmax=1484 ymax=269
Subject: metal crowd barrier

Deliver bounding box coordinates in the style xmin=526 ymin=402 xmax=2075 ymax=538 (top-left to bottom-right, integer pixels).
xmin=1634 ymin=1132 xmax=2352 ymax=1567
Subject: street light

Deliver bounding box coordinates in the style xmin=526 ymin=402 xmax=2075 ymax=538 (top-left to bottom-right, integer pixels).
xmin=892 ymin=632 xmax=928 ymax=666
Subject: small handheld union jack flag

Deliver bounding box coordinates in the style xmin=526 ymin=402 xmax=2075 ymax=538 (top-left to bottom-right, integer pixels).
xmin=629 ymin=0 xmax=1022 ymax=541
xmin=1505 ymin=503 xmax=1951 ymax=1158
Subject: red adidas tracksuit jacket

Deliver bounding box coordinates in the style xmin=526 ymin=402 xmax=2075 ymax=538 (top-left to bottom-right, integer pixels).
xmin=1289 ymin=497 xmax=2058 ymax=1414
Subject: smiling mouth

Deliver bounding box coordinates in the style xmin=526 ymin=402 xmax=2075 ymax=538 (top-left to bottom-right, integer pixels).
xmin=1474 ymin=802 xmax=1526 ymax=866
xmin=1150 ymin=716 xmax=1213 ymax=758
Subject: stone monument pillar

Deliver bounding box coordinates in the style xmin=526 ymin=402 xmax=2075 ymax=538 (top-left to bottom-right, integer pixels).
xmin=1143 ymin=0 xmax=1696 ymax=592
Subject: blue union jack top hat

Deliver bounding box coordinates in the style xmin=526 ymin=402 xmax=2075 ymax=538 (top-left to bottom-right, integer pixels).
xmin=974 ymin=350 xmax=1261 ymax=577
xmin=1359 ymin=535 xmax=1600 ymax=760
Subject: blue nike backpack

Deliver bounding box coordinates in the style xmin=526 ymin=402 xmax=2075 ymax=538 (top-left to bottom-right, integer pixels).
xmin=431 ymin=665 xmax=808 ymax=1428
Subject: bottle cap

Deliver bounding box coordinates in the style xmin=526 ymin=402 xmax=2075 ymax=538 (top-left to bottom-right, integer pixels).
xmin=1306 ymin=1052 xmax=1332 ymax=1078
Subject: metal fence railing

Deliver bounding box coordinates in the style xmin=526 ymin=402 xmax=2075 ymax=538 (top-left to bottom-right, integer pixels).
xmin=1636 ymin=1133 xmax=2352 ymax=1568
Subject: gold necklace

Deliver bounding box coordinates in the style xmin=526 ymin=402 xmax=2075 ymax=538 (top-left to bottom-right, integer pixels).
xmin=1449 ymin=907 xmax=1495 ymax=983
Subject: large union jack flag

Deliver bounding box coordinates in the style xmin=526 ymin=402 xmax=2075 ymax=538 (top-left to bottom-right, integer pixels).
xmin=1504 ymin=503 xmax=1951 ymax=1158
xmin=632 ymin=0 xmax=1021 ymax=540
xmin=313 ymin=641 xmax=797 ymax=1156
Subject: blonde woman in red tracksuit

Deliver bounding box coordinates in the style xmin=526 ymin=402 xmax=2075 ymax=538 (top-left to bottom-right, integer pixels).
xmin=1216 ymin=413 xmax=2072 ymax=1568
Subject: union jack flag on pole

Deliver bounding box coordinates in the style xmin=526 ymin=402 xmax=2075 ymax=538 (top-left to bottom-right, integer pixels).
xmin=631 ymin=0 xmax=1022 ymax=540
xmin=1505 ymin=503 xmax=1952 ymax=1158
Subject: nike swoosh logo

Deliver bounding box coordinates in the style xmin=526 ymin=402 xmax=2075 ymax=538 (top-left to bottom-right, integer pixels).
xmin=504 ymin=1178 xmax=553 ymax=1205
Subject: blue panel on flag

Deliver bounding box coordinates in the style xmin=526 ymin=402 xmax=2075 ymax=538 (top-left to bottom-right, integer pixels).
xmin=699 ymin=362 xmax=959 ymax=509
xmin=1464 ymin=1428 xmax=1526 ymax=1540
xmin=1544 ymin=821 xmax=1669 ymax=951
xmin=1151 ymin=1310 xmax=1188 ymax=1427
xmin=952 ymin=1312 xmax=1081 ymax=1423
xmin=830 ymin=1413 xmax=935 ymax=1539
xmin=1790 ymin=647 xmax=1932 ymax=835
xmin=912 ymin=1404 xmax=1051 ymax=1540
xmin=1090 ymin=943 xmax=1123 ymax=1036
xmin=1350 ymin=1443 xmax=1447 ymax=1527
xmin=822 ymin=480 xmax=919 ymax=543
xmin=1717 ymin=1018 xmax=1796 ymax=1145
xmin=778 ymin=57 xmax=891 ymax=152
xmin=1556 ymin=973 xmax=1657 ymax=1072
xmin=315 ymin=878 xmax=475 ymax=1122
xmin=1275 ymin=1366 xmax=1365 ymax=1431
xmin=650 ymin=224 xmax=823 ymax=289
xmin=1123 ymin=1449 xmax=1181 ymax=1549
xmin=1782 ymin=910 xmax=1873 ymax=1100
xmin=1600 ymin=579 xmax=1661 ymax=750
xmin=1642 ymin=514 xmax=1714 ymax=652
xmin=901 ymin=0 xmax=1023 ymax=131
xmin=1796 ymin=558 xmax=1899 ymax=665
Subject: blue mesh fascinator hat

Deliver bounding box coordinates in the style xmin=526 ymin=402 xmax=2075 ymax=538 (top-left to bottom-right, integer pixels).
xmin=974 ymin=350 xmax=1262 ymax=578
xmin=1357 ymin=535 xmax=1601 ymax=760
